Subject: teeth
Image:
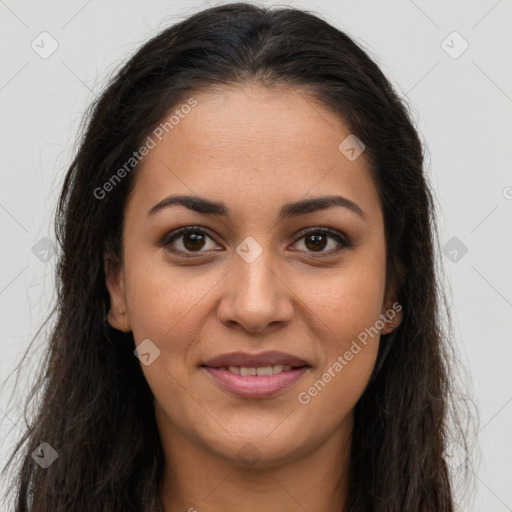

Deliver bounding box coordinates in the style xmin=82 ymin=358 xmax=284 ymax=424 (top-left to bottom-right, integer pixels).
xmin=221 ymin=364 xmax=296 ymax=376
xmin=256 ymin=366 xmax=273 ymax=376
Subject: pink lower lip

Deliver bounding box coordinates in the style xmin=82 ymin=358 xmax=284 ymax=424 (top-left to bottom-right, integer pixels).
xmin=202 ymin=366 xmax=310 ymax=398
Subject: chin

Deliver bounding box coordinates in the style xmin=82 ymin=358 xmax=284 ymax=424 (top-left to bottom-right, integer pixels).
xmin=202 ymin=428 xmax=312 ymax=470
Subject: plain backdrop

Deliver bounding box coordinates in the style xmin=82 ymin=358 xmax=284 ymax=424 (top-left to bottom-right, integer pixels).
xmin=1 ymin=1 xmax=511 ymax=510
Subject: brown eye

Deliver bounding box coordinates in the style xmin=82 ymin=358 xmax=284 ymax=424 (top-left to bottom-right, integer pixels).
xmin=293 ymin=228 xmax=350 ymax=256
xmin=160 ymin=226 xmax=350 ymax=258
xmin=182 ymin=232 xmax=207 ymax=251
xmin=304 ymin=233 xmax=328 ymax=252
xmin=162 ymin=227 xmax=220 ymax=255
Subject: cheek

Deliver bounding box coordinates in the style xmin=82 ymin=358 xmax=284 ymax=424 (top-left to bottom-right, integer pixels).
xmin=124 ymin=259 xmax=214 ymax=346
xmin=297 ymin=255 xmax=386 ymax=408
xmin=123 ymin=262 xmax=215 ymax=415
xmin=305 ymin=246 xmax=387 ymax=343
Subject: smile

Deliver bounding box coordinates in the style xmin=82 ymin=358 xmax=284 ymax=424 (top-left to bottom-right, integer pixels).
xmin=202 ymin=365 xmax=310 ymax=398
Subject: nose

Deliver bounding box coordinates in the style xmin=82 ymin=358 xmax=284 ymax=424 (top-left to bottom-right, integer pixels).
xmin=217 ymin=246 xmax=294 ymax=334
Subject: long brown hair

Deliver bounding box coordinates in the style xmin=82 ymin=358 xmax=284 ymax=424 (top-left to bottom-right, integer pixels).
xmin=2 ymin=3 xmax=474 ymax=511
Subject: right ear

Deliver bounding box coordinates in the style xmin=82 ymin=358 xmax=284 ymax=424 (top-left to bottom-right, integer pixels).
xmin=104 ymin=249 xmax=131 ymax=333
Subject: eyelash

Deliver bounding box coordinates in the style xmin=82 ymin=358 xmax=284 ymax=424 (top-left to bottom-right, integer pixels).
xmin=158 ymin=225 xmax=351 ymax=258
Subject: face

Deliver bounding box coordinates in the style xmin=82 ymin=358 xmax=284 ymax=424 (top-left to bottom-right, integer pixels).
xmin=106 ymin=84 xmax=401 ymax=469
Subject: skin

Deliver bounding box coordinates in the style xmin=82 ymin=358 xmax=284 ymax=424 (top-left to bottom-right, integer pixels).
xmin=106 ymin=83 xmax=402 ymax=512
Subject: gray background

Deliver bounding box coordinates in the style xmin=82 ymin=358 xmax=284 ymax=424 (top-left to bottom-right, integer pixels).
xmin=1 ymin=1 xmax=511 ymax=510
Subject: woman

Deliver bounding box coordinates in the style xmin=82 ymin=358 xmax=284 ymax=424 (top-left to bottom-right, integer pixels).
xmin=2 ymin=2 xmax=471 ymax=511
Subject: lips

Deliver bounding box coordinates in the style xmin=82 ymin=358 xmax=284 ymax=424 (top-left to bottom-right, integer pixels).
xmin=201 ymin=350 xmax=310 ymax=369
xmin=202 ymin=366 xmax=310 ymax=398
xmin=200 ymin=351 xmax=311 ymax=398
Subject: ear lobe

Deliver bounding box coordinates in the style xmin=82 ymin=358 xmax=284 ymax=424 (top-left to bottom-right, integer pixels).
xmin=380 ymin=302 xmax=403 ymax=335
xmin=104 ymin=251 xmax=131 ymax=333
xmin=381 ymin=264 xmax=405 ymax=334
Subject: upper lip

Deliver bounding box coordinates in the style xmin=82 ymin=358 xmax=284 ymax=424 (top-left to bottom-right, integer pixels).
xmin=202 ymin=351 xmax=311 ymax=368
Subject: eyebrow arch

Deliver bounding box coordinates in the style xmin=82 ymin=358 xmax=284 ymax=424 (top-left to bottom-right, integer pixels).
xmin=147 ymin=194 xmax=367 ymax=221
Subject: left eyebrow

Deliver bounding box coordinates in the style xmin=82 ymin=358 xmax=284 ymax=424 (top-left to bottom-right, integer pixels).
xmin=278 ymin=195 xmax=367 ymax=222
xmin=147 ymin=194 xmax=367 ymax=221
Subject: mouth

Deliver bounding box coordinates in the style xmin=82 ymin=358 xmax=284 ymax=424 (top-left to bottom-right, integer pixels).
xmin=202 ymin=363 xmax=308 ymax=375
xmin=200 ymin=351 xmax=312 ymax=398
xmin=201 ymin=350 xmax=310 ymax=369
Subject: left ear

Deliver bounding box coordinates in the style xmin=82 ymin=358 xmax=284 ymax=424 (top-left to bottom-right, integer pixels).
xmin=380 ymin=265 xmax=404 ymax=335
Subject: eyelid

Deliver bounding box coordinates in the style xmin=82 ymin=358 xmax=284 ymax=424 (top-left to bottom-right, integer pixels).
xmin=158 ymin=226 xmax=221 ymax=252
xmin=294 ymin=226 xmax=351 ymax=247
xmin=158 ymin=225 xmax=351 ymax=256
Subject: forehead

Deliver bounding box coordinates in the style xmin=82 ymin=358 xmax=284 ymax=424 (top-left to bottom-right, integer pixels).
xmin=126 ymin=84 xmax=381 ymax=225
